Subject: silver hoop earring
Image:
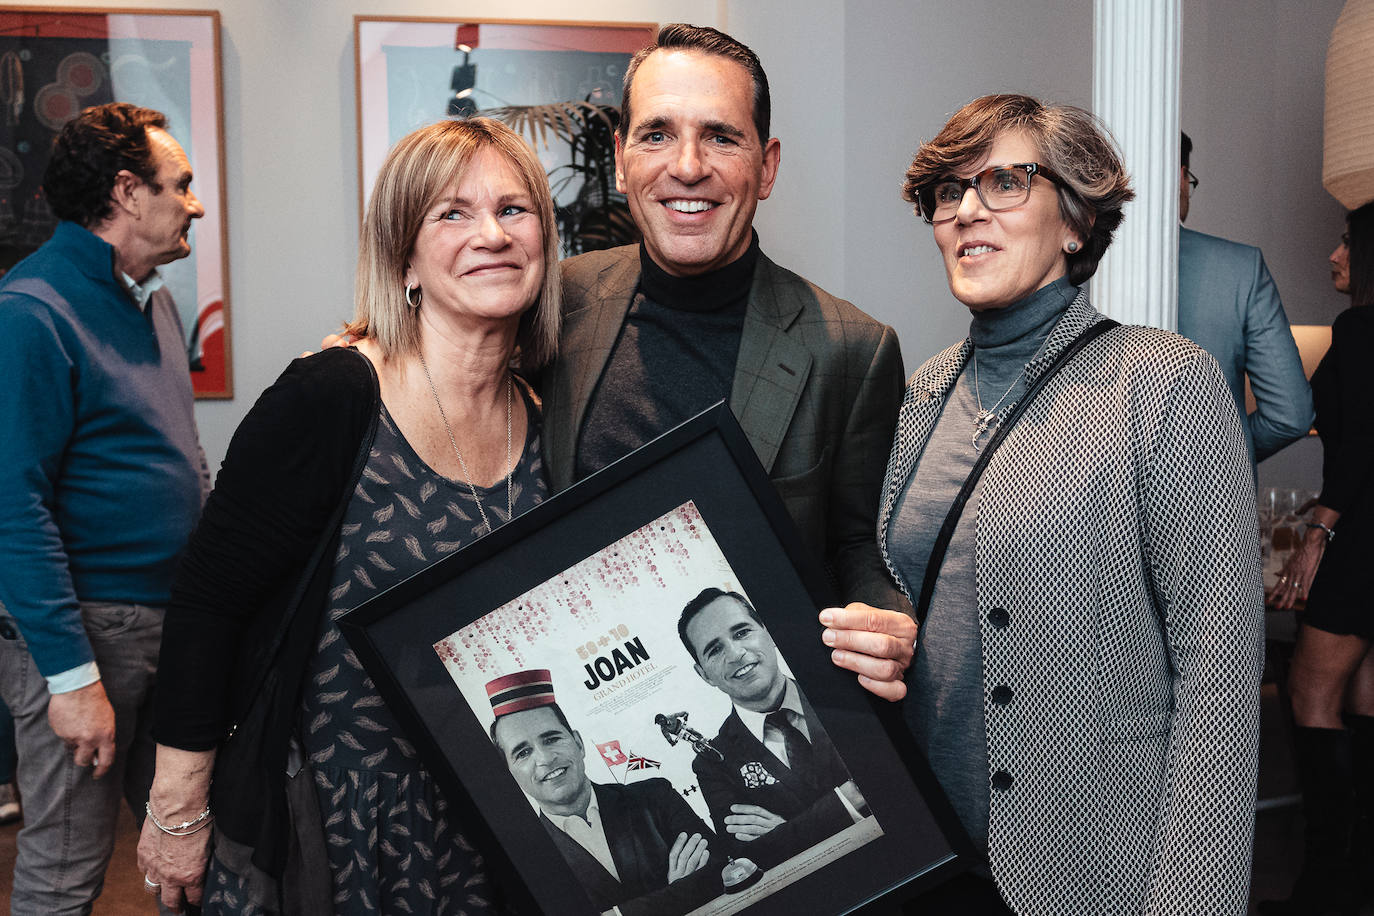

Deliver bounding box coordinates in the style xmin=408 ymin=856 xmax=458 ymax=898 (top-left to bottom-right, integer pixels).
xmin=1065 ymin=241 xmax=1080 ymax=253
xmin=404 ymin=284 xmax=421 ymax=309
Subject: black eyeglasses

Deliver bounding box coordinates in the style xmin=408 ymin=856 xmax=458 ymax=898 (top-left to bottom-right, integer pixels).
xmin=916 ymin=162 xmax=1063 ymax=224
xmin=1185 ymin=168 xmax=1199 ymax=191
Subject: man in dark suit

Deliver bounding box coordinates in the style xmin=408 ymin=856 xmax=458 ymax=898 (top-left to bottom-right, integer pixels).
xmin=487 ymin=670 xmax=725 ymax=915
xmin=678 ymin=588 xmax=868 ymax=869
xmin=541 ymin=24 xmax=908 ymax=611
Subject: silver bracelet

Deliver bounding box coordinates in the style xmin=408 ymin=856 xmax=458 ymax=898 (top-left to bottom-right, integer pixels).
xmin=1306 ymin=521 xmax=1336 ymax=543
xmin=145 ymin=801 xmax=213 ymax=836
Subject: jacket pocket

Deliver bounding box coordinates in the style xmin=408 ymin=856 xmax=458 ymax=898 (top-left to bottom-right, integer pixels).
xmin=771 ymin=448 xmax=831 ymax=502
xmin=79 ymin=601 xmax=143 ymax=637
xmin=1102 ymin=708 xmax=1171 ymax=743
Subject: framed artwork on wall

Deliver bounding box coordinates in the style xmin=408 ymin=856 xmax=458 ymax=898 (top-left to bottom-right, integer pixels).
xmin=354 ymin=17 xmax=656 ymax=258
xmin=0 ymin=7 xmax=231 ymax=398
xmin=341 ymin=404 xmax=970 ymax=916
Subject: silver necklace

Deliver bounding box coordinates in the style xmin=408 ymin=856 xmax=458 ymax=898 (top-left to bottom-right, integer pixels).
xmin=970 ymin=333 xmax=1051 ymax=451
xmin=418 ymin=353 xmax=512 ymax=535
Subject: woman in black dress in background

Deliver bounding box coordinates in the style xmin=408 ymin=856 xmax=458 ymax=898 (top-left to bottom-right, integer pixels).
xmin=1265 ymin=201 xmax=1374 ymax=916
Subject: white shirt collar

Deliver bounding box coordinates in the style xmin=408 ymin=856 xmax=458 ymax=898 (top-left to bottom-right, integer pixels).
xmin=735 ymin=677 xmax=806 ymax=745
xmin=121 ymin=269 xmax=165 ymax=313
xmin=544 ymin=792 xmax=620 ymax=881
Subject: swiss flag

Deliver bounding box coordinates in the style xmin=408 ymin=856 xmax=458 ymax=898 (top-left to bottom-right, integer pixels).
xmin=597 ymin=740 xmax=627 ymax=767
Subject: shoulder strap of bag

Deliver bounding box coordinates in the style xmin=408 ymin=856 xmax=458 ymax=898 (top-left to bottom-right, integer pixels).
xmin=914 ymin=318 xmax=1119 ymax=622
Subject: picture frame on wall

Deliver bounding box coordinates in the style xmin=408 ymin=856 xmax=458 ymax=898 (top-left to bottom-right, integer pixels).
xmin=354 ymin=17 xmax=656 ymax=258
xmin=0 ymin=7 xmax=232 ymax=398
xmin=340 ymin=404 xmax=970 ymax=916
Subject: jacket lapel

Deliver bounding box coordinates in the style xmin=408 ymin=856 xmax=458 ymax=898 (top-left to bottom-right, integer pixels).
xmin=728 ymin=254 xmax=812 ymax=473
xmin=878 ymin=338 xmax=970 ymax=541
xmin=596 ymin=782 xmax=646 ymax=891
xmin=540 ymin=809 xmax=623 ymax=904
xmin=549 ymin=252 xmax=640 ymax=490
xmin=1021 ymin=291 xmax=1098 ymax=385
xmin=875 ymin=291 xmax=1104 ymax=597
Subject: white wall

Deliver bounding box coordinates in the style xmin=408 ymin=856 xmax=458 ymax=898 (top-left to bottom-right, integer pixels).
xmin=32 ymin=0 xmax=716 ymax=470
xmin=34 ymin=0 xmax=1349 ymax=478
xmin=838 ymin=0 xmax=1094 ymax=368
xmin=1181 ymin=0 xmax=1348 ymax=329
xmin=1179 ymin=0 xmax=1346 ymax=491
xmin=727 ymin=0 xmax=1096 ymax=372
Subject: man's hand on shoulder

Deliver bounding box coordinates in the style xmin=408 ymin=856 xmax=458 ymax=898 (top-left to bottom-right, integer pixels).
xmin=666 ymin=831 xmax=711 ymax=883
xmin=48 ymin=680 xmax=116 ymax=778
xmin=819 ymin=603 xmax=917 ymax=701
xmin=299 ymin=330 xmax=356 ymax=359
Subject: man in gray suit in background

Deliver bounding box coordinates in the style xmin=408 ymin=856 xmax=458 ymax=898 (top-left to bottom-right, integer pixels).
xmin=540 ymin=24 xmax=908 ymax=612
xmin=1176 ymin=131 xmax=1312 ymax=463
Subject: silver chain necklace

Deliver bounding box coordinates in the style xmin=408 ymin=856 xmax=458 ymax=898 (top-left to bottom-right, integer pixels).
xmin=970 ymin=333 xmax=1051 ymax=452
xmin=418 ymin=353 xmax=512 ymax=535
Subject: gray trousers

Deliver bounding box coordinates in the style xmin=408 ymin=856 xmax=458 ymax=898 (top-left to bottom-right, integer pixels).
xmin=0 ymin=602 xmax=162 ymax=915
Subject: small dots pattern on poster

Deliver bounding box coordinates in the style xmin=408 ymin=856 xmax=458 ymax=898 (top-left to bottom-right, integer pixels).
xmin=433 ymin=502 xmax=714 ymax=677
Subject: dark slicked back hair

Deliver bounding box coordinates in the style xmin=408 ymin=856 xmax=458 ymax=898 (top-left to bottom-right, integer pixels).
xmin=43 ymin=102 xmax=168 ymax=228
xmin=677 ymin=587 xmax=763 ymax=663
xmin=619 ymin=23 xmax=771 ymax=144
xmin=1349 ymin=201 xmax=1374 ymax=310
xmin=1180 ymin=131 xmax=1192 ymax=169
xmin=902 ymin=93 xmax=1136 ymax=286
xmin=489 ymin=702 xmax=576 ymax=752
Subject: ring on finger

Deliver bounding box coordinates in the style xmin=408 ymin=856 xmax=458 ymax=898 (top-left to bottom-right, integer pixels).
xmin=144 ymin=875 xmax=161 ymax=894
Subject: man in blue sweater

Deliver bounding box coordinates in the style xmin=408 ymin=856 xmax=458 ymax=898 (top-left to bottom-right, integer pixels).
xmin=0 ymin=103 xmax=207 ymax=913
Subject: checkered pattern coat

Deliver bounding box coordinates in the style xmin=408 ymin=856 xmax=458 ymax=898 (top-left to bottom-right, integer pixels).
xmin=543 ymin=244 xmax=907 ymax=610
xmin=878 ymin=294 xmax=1263 ymax=915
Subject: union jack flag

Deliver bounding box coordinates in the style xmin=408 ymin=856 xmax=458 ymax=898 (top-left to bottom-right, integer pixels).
xmin=625 ymin=751 xmax=661 ymax=771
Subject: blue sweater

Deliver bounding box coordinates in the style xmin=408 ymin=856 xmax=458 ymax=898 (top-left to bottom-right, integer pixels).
xmin=0 ymin=222 xmax=206 ymax=678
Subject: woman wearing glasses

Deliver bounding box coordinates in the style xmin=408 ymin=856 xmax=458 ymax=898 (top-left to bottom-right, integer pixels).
xmin=1263 ymin=202 xmax=1374 ymax=916
xmin=820 ymin=95 xmax=1263 ymax=914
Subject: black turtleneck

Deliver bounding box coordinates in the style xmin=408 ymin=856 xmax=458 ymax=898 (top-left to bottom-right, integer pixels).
xmin=574 ymin=236 xmax=760 ymax=480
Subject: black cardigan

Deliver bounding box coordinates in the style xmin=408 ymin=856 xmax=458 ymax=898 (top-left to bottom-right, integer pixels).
xmin=156 ymin=348 xmax=380 ymax=875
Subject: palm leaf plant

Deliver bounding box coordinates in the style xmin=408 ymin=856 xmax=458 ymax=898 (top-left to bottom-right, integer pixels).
xmin=483 ymin=100 xmax=640 ymax=257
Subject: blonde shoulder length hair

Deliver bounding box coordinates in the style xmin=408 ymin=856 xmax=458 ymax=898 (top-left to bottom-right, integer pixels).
xmin=349 ymin=117 xmax=561 ymax=368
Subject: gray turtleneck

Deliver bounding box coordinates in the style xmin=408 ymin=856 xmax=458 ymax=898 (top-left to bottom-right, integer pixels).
xmin=890 ymin=276 xmax=1076 ymax=866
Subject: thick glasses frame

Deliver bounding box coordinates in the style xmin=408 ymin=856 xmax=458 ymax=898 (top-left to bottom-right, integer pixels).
xmin=917 ymin=162 xmax=1063 ymax=224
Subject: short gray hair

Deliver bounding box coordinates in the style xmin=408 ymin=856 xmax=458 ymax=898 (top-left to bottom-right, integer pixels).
xmin=903 ymin=94 xmax=1135 ymax=286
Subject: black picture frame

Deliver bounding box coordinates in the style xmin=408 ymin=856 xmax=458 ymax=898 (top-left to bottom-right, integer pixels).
xmin=341 ymin=403 xmax=971 ymax=916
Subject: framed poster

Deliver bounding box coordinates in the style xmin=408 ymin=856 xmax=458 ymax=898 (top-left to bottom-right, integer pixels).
xmin=0 ymin=7 xmax=231 ymax=398
xmin=354 ymin=17 xmax=655 ymax=255
xmin=342 ymin=404 xmax=970 ymax=916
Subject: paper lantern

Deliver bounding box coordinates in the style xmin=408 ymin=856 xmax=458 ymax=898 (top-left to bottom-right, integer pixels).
xmin=1325 ymin=0 xmax=1374 ymax=209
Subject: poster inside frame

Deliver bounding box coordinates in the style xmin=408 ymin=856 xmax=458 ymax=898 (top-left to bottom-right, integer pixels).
xmin=342 ymin=405 xmax=969 ymax=916
xmin=0 ymin=7 xmax=231 ymax=398
xmin=354 ymin=17 xmax=656 ymax=226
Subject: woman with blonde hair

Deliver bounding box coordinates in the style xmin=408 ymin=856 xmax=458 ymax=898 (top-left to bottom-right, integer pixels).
xmin=137 ymin=117 xmax=561 ymax=914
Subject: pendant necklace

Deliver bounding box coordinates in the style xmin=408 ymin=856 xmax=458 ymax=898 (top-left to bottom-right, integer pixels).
xmin=419 ymin=353 xmax=513 ymax=534
xmin=970 ymin=332 xmax=1051 ymax=452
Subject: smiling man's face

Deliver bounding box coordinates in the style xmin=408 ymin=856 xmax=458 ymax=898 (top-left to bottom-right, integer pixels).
xmin=615 ymin=48 xmax=780 ymax=277
xmin=493 ymin=705 xmax=591 ymax=817
xmin=685 ymin=595 xmax=785 ymax=712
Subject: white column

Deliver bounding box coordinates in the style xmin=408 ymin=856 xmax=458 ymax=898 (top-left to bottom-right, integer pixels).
xmin=1091 ymin=0 xmax=1182 ymax=329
